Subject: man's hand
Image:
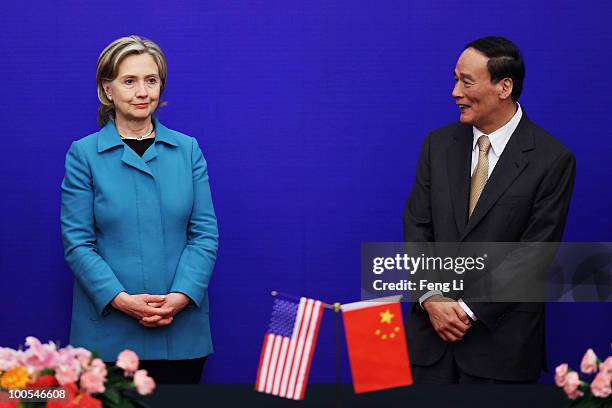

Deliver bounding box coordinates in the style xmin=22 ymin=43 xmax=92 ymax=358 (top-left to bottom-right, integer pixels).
xmin=422 ymin=295 xmax=471 ymax=342
xmin=139 ymin=292 xmax=192 ymax=328
xmin=111 ymin=292 xmax=173 ymax=321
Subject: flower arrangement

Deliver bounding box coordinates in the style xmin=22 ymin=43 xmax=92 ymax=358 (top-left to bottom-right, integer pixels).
xmin=0 ymin=337 xmax=155 ymax=408
xmin=555 ymin=348 xmax=611 ymax=407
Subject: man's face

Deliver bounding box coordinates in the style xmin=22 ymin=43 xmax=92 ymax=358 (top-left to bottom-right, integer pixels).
xmin=452 ymin=47 xmax=504 ymax=131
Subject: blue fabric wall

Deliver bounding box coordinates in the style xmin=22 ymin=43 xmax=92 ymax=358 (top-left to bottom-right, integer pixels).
xmin=0 ymin=1 xmax=610 ymax=384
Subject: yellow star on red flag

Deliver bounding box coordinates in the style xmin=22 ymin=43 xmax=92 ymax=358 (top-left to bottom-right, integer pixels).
xmin=379 ymin=308 xmax=394 ymax=324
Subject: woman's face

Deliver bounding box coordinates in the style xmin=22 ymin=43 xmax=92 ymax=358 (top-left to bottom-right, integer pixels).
xmin=105 ymin=53 xmax=161 ymax=123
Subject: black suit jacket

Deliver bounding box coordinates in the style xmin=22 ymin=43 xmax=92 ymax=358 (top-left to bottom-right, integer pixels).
xmin=403 ymin=113 xmax=575 ymax=381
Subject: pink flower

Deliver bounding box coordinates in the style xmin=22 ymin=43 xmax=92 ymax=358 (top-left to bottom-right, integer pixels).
xmin=76 ymin=358 xmax=108 ymax=394
xmin=600 ymin=357 xmax=612 ymax=376
xmin=116 ymin=350 xmax=139 ymax=375
xmin=580 ymin=348 xmax=598 ymax=374
xmin=80 ymin=368 xmax=106 ymax=394
xmin=133 ymin=369 xmax=155 ymax=395
xmin=563 ymin=371 xmax=584 ymax=400
xmin=0 ymin=347 xmax=20 ymax=371
xmin=66 ymin=346 xmax=92 ymax=369
xmin=56 ymin=348 xmax=82 ymax=378
xmin=23 ymin=336 xmax=60 ymax=372
xmin=554 ymin=363 xmax=569 ymax=387
xmin=11 ymin=350 xmax=26 ymax=369
xmin=89 ymin=358 xmax=107 ymax=377
xmin=590 ymin=370 xmax=611 ymax=398
xmin=55 ymin=364 xmax=79 ymax=386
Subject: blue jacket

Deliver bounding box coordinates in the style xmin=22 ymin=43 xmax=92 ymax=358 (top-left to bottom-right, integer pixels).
xmin=61 ymin=118 xmax=218 ymax=361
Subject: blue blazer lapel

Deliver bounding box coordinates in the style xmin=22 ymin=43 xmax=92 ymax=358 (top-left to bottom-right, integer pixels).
xmin=95 ymin=117 xmax=180 ymax=173
xmin=97 ymin=120 xmax=154 ymax=176
xmin=142 ymin=117 xmax=179 ymax=163
xmin=121 ymin=147 xmax=154 ymax=176
xmin=142 ymin=143 xmax=158 ymax=163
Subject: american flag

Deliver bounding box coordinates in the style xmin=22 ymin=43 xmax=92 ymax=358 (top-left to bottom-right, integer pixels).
xmin=255 ymin=297 xmax=324 ymax=400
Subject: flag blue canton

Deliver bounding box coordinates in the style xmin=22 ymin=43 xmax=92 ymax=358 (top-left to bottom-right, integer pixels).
xmin=268 ymin=299 xmax=299 ymax=337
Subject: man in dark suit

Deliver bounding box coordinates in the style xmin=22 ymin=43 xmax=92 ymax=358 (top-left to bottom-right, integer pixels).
xmin=403 ymin=36 xmax=575 ymax=383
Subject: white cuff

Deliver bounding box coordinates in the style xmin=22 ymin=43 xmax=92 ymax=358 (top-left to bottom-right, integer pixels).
xmin=418 ymin=290 xmax=443 ymax=308
xmin=458 ymin=298 xmax=477 ymax=321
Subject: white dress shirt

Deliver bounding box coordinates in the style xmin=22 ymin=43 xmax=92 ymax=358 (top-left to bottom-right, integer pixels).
xmin=419 ymin=103 xmax=523 ymax=321
xmin=470 ymin=103 xmax=523 ymax=177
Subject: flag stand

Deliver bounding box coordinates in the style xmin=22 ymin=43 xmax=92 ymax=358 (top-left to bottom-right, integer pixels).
xmin=333 ymin=302 xmax=342 ymax=408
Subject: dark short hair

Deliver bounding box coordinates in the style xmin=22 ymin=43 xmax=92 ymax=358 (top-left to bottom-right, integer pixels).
xmin=464 ymin=36 xmax=525 ymax=101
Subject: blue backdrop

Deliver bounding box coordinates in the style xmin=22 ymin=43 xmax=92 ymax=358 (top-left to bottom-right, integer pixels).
xmin=0 ymin=1 xmax=610 ymax=384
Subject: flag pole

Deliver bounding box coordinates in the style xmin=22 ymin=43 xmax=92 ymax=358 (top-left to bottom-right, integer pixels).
xmin=334 ymin=301 xmax=342 ymax=407
xmin=270 ymin=290 xmax=337 ymax=310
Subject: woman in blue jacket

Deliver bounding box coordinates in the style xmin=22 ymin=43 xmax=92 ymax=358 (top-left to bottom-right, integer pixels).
xmin=60 ymin=35 xmax=218 ymax=384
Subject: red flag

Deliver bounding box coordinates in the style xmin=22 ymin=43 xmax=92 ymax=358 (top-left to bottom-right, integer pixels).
xmin=341 ymin=296 xmax=413 ymax=393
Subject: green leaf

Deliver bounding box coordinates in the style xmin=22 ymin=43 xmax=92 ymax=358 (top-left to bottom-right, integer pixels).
xmin=115 ymin=400 xmax=136 ymax=408
xmin=101 ymin=387 xmax=122 ymax=404
xmin=38 ymin=368 xmax=54 ymax=376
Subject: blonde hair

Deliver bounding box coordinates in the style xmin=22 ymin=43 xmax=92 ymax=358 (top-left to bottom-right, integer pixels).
xmin=96 ymin=35 xmax=167 ymax=126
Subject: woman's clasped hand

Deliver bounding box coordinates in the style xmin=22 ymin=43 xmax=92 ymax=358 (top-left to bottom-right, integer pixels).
xmin=110 ymin=292 xmax=191 ymax=327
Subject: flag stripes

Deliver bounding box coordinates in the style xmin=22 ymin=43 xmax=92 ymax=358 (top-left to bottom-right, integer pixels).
xmin=255 ymin=297 xmax=323 ymax=400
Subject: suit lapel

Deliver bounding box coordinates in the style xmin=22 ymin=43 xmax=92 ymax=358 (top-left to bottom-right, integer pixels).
xmin=97 ymin=118 xmax=178 ymax=177
xmin=142 ymin=143 xmax=158 ymax=163
xmin=446 ymin=125 xmax=473 ymax=236
xmin=121 ymin=146 xmax=154 ymax=176
xmin=460 ymin=115 xmax=534 ymax=240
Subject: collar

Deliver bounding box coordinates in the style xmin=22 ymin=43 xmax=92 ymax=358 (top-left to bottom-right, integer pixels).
xmin=472 ymin=102 xmax=523 ymax=156
xmin=97 ymin=116 xmax=179 ymax=153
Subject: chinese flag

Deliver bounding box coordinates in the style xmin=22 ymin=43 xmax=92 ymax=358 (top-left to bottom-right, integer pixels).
xmin=341 ymin=296 xmax=413 ymax=393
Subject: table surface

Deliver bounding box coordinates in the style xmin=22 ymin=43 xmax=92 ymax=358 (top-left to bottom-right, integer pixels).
xmin=138 ymin=384 xmax=571 ymax=407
